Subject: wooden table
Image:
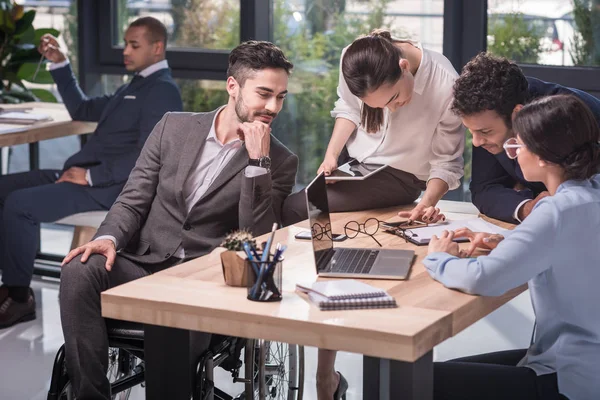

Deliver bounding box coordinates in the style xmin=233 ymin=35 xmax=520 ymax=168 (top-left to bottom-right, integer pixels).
xmin=101 ymin=203 xmax=523 ymax=400
xmin=0 ymin=102 xmax=97 ymax=170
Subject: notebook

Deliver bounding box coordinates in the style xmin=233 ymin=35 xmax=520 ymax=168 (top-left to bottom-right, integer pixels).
xmin=386 ymin=217 xmax=509 ymax=246
xmin=296 ymin=279 xmax=397 ymax=311
xmin=296 ymin=279 xmax=387 ymax=300
xmin=0 ymin=111 xmax=52 ymax=125
xmin=307 ymin=292 xmax=397 ymax=311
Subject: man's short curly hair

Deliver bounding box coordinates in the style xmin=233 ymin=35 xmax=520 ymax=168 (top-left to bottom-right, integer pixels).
xmin=227 ymin=41 xmax=293 ymax=87
xmin=451 ymin=52 xmax=529 ymax=128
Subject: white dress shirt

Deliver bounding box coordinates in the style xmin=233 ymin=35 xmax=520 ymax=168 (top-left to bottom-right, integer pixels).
xmin=97 ymin=106 xmax=267 ymax=258
xmin=331 ymin=40 xmax=465 ymax=190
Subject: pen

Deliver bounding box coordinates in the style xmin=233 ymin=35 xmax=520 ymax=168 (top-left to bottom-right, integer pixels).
xmin=261 ymin=222 xmax=278 ymax=263
xmin=242 ymin=242 xmax=260 ymax=276
xmin=253 ymin=224 xmax=278 ymax=299
xmin=33 ymin=38 xmax=57 ymax=81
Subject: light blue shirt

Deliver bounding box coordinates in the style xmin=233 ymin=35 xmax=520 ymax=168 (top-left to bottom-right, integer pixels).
xmin=424 ymin=175 xmax=600 ymax=400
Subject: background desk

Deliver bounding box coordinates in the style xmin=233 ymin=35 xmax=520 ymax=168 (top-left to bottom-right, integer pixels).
xmin=101 ymin=203 xmax=523 ymax=400
xmin=0 ymin=102 xmax=97 ymax=170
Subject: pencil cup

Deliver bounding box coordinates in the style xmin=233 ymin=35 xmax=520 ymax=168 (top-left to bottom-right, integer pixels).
xmin=247 ymin=256 xmax=282 ymax=302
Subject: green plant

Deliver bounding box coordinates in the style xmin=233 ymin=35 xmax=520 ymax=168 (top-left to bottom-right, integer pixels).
xmin=571 ymin=0 xmax=600 ymax=66
xmin=487 ymin=12 xmax=543 ymax=64
xmin=0 ymin=0 xmax=58 ymax=103
xmin=221 ymin=229 xmax=256 ymax=251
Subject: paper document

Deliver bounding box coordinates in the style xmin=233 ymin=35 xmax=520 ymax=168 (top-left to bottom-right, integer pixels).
xmin=0 ymin=124 xmax=27 ymax=135
xmin=0 ymin=111 xmax=52 ymax=125
xmin=395 ymin=217 xmax=510 ymax=245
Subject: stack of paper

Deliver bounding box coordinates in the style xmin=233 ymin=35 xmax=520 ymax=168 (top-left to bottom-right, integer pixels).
xmin=0 ymin=111 xmax=52 ymax=125
xmin=296 ymin=279 xmax=397 ymax=311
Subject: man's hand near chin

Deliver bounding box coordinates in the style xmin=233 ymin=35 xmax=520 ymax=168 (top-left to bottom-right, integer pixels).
xmin=56 ymin=167 xmax=88 ymax=186
xmin=239 ymin=121 xmax=271 ymax=159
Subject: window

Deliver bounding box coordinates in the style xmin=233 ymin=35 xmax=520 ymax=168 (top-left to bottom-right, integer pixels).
xmin=114 ymin=0 xmax=241 ymax=50
xmin=271 ymin=0 xmax=445 ymax=186
xmin=487 ymin=0 xmax=578 ymax=67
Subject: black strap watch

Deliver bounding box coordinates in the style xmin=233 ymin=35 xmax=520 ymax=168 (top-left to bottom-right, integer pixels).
xmin=248 ymin=156 xmax=272 ymax=171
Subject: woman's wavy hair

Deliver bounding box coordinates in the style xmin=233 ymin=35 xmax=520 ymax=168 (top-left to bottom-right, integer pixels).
xmin=513 ymin=95 xmax=600 ymax=181
xmin=341 ymin=29 xmax=403 ymax=133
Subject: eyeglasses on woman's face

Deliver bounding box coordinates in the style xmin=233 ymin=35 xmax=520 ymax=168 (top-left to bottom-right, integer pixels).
xmin=503 ymin=137 xmax=526 ymax=160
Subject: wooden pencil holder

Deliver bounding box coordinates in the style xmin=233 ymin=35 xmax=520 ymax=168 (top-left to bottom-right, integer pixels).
xmin=220 ymin=250 xmax=253 ymax=287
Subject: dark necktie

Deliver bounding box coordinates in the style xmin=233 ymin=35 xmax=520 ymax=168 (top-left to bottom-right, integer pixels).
xmin=129 ymin=74 xmax=143 ymax=86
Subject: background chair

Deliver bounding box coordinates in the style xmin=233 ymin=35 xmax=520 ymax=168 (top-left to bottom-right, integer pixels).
xmin=54 ymin=211 xmax=108 ymax=250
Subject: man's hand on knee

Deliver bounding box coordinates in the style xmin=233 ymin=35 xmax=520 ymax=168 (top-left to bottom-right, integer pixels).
xmin=62 ymin=239 xmax=117 ymax=271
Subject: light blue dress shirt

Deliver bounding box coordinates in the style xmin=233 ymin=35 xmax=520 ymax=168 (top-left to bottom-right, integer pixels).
xmin=424 ymin=175 xmax=600 ymax=400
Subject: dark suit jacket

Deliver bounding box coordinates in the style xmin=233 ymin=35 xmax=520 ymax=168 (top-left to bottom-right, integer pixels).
xmin=470 ymin=77 xmax=600 ymax=223
xmin=50 ymin=63 xmax=183 ymax=208
xmin=94 ymin=110 xmax=299 ymax=266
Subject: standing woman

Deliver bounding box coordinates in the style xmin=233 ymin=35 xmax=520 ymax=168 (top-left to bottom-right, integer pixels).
xmin=303 ymin=30 xmax=466 ymax=400
xmin=282 ymin=29 xmax=465 ymax=229
xmin=427 ymin=95 xmax=600 ymax=400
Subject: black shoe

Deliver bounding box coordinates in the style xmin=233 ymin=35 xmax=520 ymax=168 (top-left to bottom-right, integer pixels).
xmin=333 ymin=371 xmax=348 ymax=400
xmin=0 ymin=292 xmax=36 ymax=329
xmin=0 ymin=286 xmax=8 ymax=305
xmin=0 ymin=286 xmax=33 ymax=304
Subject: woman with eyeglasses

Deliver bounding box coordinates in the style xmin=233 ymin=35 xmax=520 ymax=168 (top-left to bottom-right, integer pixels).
xmin=291 ymin=29 xmax=465 ymax=400
xmin=425 ymin=94 xmax=600 ymax=400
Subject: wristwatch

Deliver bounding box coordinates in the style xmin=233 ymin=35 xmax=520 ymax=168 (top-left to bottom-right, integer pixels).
xmin=248 ymin=156 xmax=272 ymax=171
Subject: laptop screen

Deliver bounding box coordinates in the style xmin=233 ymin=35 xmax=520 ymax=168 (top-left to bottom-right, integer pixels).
xmin=304 ymin=173 xmax=333 ymax=271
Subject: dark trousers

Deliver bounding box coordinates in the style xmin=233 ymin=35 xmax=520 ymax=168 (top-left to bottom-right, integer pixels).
xmin=282 ymin=166 xmax=426 ymax=226
xmin=434 ymin=350 xmax=568 ymax=400
xmin=59 ymin=253 xmax=212 ymax=399
xmin=0 ymin=170 xmax=107 ymax=287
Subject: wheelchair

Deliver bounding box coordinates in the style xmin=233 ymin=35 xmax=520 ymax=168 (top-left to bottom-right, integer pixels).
xmin=48 ymin=320 xmax=305 ymax=400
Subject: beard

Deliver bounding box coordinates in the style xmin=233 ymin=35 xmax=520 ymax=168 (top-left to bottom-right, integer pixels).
xmin=235 ymin=92 xmax=277 ymax=124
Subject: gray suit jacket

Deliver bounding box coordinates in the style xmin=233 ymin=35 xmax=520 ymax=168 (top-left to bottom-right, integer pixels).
xmin=94 ymin=110 xmax=298 ymax=266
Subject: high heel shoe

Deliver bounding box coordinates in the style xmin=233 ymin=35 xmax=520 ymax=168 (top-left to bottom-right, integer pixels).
xmin=333 ymin=371 xmax=348 ymax=400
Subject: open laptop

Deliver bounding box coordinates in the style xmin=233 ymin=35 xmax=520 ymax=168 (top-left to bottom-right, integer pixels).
xmin=304 ymin=173 xmax=415 ymax=279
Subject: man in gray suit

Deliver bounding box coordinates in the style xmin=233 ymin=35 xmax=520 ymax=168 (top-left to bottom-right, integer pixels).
xmin=58 ymin=41 xmax=298 ymax=399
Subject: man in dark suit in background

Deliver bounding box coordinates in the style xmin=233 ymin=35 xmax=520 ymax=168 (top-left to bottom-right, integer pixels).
xmin=59 ymin=40 xmax=298 ymax=399
xmin=452 ymin=52 xmax=600 ymax=223
xmin=0 ymin=16 xmax=182 ymax=328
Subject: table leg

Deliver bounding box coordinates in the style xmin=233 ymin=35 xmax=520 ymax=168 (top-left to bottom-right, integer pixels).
xmin=29 ymin=142 xmax=39 ymax=171
xmin=144 ymin=324 xmax=194 ymax=400
xmin=363 ymin=350 xmax=433 ymax=400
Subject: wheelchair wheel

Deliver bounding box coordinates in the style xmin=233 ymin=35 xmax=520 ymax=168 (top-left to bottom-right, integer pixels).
xmin=243 ymin=339 xmax=304 ymax=400
xmin=106 ymin=347 xmax=139 ymax=400
xmin=55 ymin=347 xmax=141 ymax=400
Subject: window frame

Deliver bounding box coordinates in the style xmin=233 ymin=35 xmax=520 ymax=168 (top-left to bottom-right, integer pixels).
xmin=86 ymin=0 xmax=272 ymax=81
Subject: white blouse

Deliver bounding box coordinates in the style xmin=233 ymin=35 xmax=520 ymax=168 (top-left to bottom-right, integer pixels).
xmin=330 ymin=40 xmax=465 ymax=190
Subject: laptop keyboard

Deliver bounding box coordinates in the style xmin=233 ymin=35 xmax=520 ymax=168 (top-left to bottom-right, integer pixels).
xmin=328 ymin=248 xmax=378 ymax=274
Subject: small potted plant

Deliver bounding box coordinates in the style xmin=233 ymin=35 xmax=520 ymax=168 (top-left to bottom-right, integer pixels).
xmin=220 ymin=229 xmax=257 ymax=287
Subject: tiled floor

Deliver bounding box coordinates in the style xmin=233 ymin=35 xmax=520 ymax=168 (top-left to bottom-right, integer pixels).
xmin=0 ymin=228 xmax=536 ymax=400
